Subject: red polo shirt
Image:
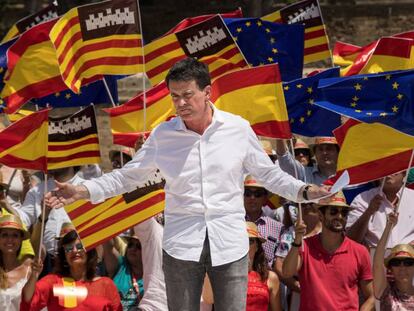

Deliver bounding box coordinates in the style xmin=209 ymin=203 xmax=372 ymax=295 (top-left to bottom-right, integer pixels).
xmin=298 ymin=234 xmax=372 ymax=311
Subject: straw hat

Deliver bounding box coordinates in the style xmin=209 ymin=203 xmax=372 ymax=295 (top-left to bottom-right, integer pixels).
xmin=294 ymin=138 xmax=310 ymax=150
xmin=317 ymin=191 xmax=350 ymax=209
xmin=55 ymin=222 xmax=76 ymax=240
xmin=246 ymin=222 xmax=266 ymax=243
xmin=0 ymin=214 xmax=30 ymax=239
xmin=244 ymin=175 xmax=264 ymax=189
xmin=384 ymin=244 xmax=414 ymax=267
xmin=109 ymin=148 xmax=133 ymax=161
xmin=311 ymin=136 xmax=339 ymax=152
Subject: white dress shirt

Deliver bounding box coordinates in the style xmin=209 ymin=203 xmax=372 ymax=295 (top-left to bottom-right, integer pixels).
xmin=348 ymin=186 xmax=414 ymax=248
xmin=18 ymin=175 xmax=84 ymax=254
xmin=84 ymin=107 xmax=306 ymax=266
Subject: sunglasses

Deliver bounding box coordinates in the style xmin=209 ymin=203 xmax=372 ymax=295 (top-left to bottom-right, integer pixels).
xmin=127 ymin=242 xmax=142 ymax=250
xmin=389 ymin=258 xmax=414 ymax=267
xmin=64 ymin=242 xmax=85 ymax=254
xmin=328 ymin=207 xmax=350 ymax=217
xmin=294 ymin=149 xmax=310 ymax=157
xmin=244 ymin=189 xmax=267 ymax=198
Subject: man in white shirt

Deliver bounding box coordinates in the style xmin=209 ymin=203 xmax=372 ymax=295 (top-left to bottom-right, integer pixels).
xmin=46 ymin=58 xmax=329 ymax=311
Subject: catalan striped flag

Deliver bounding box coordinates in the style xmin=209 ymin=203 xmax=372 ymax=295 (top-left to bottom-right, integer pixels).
xmin=211 ymin=64 xmax=291 ymax=139
xmin=47 ymin=106 xmax=101 ymax=170
xmin=1 ymin=3 xmax=58 ymax=43
xmin=329 ymin=119 xmax=414 ymax=186
xmin=262 ymin=0 xmax=331 ymax=64
xmin=145 ymin=15 xmax=247 ymax=85
xmin=105 ymin=81 xmax=175 ymax=147
xmin=0 ymin=110 xmax=48 ymax=171
xmin=49 ymin=0 xmax=144 ymax=93
xmin=1 ymin=19 xmax=70 ymax=114
xmin=334 ymin=37 xmax=414 ymax=76
xmin=65 ymin=174 xmax=165 ymax=250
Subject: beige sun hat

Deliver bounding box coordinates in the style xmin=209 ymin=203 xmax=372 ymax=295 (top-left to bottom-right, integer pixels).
xmin=246 ymin=222 xmax=266 ymax=243
xmin=0 ymin=214 xmax=30 ymax=239
xmin=244 ymin=175 xmax=264 ymax=189
xmin=384 ymin=244 xmax=414 ymax=268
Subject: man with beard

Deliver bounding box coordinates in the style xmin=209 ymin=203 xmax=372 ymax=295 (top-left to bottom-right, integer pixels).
xmin=276 ymin=137 xmax=338 ymax=185
xmin=282 ymin=192 xmax=375 ymax=311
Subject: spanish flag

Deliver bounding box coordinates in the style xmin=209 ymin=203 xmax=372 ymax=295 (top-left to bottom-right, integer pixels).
xmin=262 ymin=0 xmax=331 ymax=64
xmin=331 ymin=119 xmax=414 ymax=186
xmin=211 ymin=64 xmax=291 ymax=139
xmin=105 ymin=81 xmax=175 ymax=147
xmin=49 ymin=0 xmax=144 ymax=93
xmin=145 ymin=15 xmax=247 ymax=86
xmin=65 ymin=175 xmax=165 ymax=250
xmin=0 ymin=110 xmax=48 ymax=171
xmin=1 ymin=19 xmax=69 ymax=114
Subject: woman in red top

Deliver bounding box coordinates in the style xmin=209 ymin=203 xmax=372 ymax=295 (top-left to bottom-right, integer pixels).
xmin=21 ymin=229 xmax=122 ymax=311
xmin=246 ymin=222 xmax=281 ymax=311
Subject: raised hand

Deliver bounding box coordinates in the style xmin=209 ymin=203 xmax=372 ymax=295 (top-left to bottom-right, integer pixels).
xmin=45 ymin=181 xmax=90 ymax=208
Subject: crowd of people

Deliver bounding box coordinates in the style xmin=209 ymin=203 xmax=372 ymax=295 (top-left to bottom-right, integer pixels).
xmin=0 ymin=58 xmax=413 ymax=311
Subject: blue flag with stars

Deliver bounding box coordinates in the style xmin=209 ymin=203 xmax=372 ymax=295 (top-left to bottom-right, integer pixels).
xmin=224 ymin=18 xmax=304 ymax=81
xmin=316 ymin=69 xmax=414 ymax=136
xmin=0 ymin=37 xmax=18 ymax=112
xmin=284 ymin=67 xmax=341 ymax=137
xmin=32 ymin=76 xmax=119 ymax=108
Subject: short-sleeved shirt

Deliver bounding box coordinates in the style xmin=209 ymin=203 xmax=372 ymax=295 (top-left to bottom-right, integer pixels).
xmin=380 ymin=281 xmax=414 ymax=311
xmin=298 ymin=234 xmax=373 ymax=311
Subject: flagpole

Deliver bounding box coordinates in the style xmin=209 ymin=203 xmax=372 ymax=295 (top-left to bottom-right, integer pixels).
xmin=38 ymin=173 xmax=48 ymax=259
xmin=102 ymin=77 xmax=117 ymax=108
xmin=315 ymin=0 xmax=333 ymax=67
xmin=136 ymin=0 xmax=147 ymax=131
xmin=394 ymin=149 xmax=414 ymax=214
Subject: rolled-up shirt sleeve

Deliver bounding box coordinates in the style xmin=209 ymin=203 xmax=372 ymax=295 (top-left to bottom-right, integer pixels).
xmin=83 ymin=132 xmax=158 ymax=203
xmin=242 ymin=125 xmax=306 ymax=202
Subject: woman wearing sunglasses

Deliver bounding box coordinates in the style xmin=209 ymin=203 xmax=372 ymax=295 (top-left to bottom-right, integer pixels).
xmin=247 ymin=221 xmax=281 ymax=311
xmin=373 ymin=212 xmax=414 ymax=310
xmin=21 ymin=229 xmax=122 ymax=310
xmin=103 ymin=233 xmax=144 ymax=311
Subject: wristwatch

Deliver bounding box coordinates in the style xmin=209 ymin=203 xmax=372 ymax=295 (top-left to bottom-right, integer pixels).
xmin=302 ymin=185 xmax=311 ymax=201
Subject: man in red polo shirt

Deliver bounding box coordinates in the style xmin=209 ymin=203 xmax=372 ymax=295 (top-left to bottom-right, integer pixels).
xmin=282 ymin=192 xmax=375 ymax=311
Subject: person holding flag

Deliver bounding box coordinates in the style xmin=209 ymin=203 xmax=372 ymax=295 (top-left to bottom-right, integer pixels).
xmin=45 ymin=58 xmax=329 ymax=311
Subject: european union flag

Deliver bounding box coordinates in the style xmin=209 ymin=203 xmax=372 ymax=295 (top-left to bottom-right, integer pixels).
xmin=284 ymin=67 xmax=341 ymax=137
xmin=0 ymin=38 xmax=18 ymax=112
xmin=224 ymin=18 xmax=304 ymax=81
xmin=32 ymin=76 xmax=119 ymax=108
xmin=316 ymin=69 xmax=414 ymax=136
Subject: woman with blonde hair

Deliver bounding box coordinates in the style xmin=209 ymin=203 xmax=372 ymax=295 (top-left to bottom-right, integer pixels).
xmin=373 ymin=212 xmax=414 ymax=310
xmin=0 ymin=214 xmax=32 ymax=311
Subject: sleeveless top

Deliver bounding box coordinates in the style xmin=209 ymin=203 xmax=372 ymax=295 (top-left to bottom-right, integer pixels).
xmin=380 ymin=282 xmax=414 ymax=311
xmin=0 ymin=265 xmax=30 ymax=311
xmin=246 ymin=271 xmax=269 ymax=311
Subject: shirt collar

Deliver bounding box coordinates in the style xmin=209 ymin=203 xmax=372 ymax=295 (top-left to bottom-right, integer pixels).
xmin=174 ymin=103 xmax=224 ymax=131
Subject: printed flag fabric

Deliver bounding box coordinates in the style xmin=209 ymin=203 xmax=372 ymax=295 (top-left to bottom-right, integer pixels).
xmin=0 ymin=3 xmax=58 ymax=43
xmin=224 ymin=17 xmax=304 ymax=81
xmin=48 ymin=105 xmax=101 ymax=170
xmin=65 ymin=172 xmax=165 ymax=250
xmin=211 ymin=64 xmax=291 ymax=139
xmin=262 ymin=0 xmax=331 ymax=64
xmin=0 ymin=19 xmax=70 ymax=114
xmin=0 ymin=109 xmax=48 ymax=171
xmin=50 ymin=0 xmax=144 ymax=93
xmin=329 ymin=119 xmax=414 ymax=186
xmin=316 ymin=69 xmax=414 ymax=137
xmin=105 ymin=81 xmax=174 ymax=147
xmin=145 ymin=15 xmax=247 ymax=86
xmin=283 ymin=67 xmax=341 ymax=137
xmin=0 ymin=37 xmax=18 ymax=111
xmin=333 ymin=37 xmax=414 ymax=77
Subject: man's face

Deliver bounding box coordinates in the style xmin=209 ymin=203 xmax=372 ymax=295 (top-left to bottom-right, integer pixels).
xmin=320 ymin=205 xmax=350 ymax=233
xmin=294 ymin=148 xmax=311 ymax=166
xmin=244 ymin=186 xmax=267 ymax=215
xmin=314 ymin=144 xmax=338 ymax=168
xmin=383 ymin=172 xmax=404 ymax=192
xmin=169 ymin=80 xmax=211 ymax=124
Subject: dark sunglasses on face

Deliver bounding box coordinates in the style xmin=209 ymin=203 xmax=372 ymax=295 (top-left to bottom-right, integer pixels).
xmin=244 ymin=189 xmax=267 ymax=198
xmin=294 ymin=149 xmax=310 ymax=157
xmin=64 ymin=242 xmax=85 ymax=254
xmin=127 ymin=242 xmax=142 ymax=250
xmin=389 ymin=258 xmax=414 ymax=267
xmin=328 ymin=207 xmax=350 ymax=217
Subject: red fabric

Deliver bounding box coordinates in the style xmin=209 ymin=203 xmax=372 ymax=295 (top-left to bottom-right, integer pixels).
xmin=246 ymin=271 xmax=269 ymax=311
xmin=298 ymin=234 xmax=372 ymax=311
xmin=20 ymin=274 xmax=122 ymax=311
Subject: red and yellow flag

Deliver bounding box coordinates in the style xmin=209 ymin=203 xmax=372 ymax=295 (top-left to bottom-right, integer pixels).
xmin=262 ymin=0 xmax=331 ymax=64
xmin=65 ymin=175 xmax=165 ymax=250
xmin=105 ymin=81 xmax=175 ymax=147
xmin=145 ymin=15 xmax=247 ymax=86
xmin=1 ymin=19 xmax=69 ymax=114
xmin=49 ymin=0 xmax=144 ymax=93
xmin=211 ymin=64 xmax=291 ymax=139
xmin=0 ymin=110 xmax=48 ymax=171
xmin=330 ymin=119 xmax=414 ymax=186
